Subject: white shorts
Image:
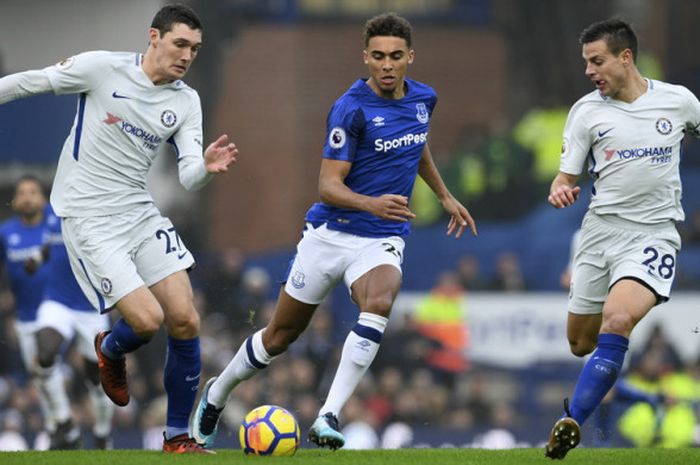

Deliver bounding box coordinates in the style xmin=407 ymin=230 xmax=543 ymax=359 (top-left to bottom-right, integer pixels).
xmin=569 ymin=212 xmax=681 ymax=315
xmin=36 ymin=300 xmax=110 ymax=361
xmin=61 ymin=204 xmax=195 ymax=313
xmin=14 ymin=320 xmax=40 ymax=373
xmin=284 ymin=223 xmax=405 ymax=305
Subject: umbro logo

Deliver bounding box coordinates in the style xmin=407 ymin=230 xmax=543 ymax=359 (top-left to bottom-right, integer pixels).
xmin=372 ymin=116 xmax=385 ymax=127
xmin=112 ymin=91 xmax=130 ymax=99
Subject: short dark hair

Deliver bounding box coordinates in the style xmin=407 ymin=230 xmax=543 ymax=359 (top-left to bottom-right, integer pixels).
xmin=580 ymin=18 xmax=638 ymax=62
xmin=14 ymin=174 xmax=44 ymax=194
xmin=151 ymin=3 xmax=202 ymax=37
xmin=363 ymin=12 xmax=412 ymax=48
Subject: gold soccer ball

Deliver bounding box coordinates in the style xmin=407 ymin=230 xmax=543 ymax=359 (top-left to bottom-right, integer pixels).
xmin=239 ymin=405 xmax=300 ymax=456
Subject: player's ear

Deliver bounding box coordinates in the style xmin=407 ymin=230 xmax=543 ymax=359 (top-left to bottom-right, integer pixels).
xmin=408 ymin=49 xmax=415 ymax=65
xmin=363 ymin=49 xmax=369 ymax=65
xmin=147 ymin=28 xmax=160 ymax=46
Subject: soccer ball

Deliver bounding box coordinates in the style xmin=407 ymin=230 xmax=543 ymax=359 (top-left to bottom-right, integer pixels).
xmin=239 ymin=405 xmax=300 ymax=456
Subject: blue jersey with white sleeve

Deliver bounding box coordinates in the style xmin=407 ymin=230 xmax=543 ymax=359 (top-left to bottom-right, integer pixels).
xmin=305 ymin=78 xmax=437 ymax=237
xmin=0 ymin=213 xmax=49 ymax=322
xmin=43 ymin=205 xmax=94 ymax=312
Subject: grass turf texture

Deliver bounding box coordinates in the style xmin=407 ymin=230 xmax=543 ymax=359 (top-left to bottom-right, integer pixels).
xmin=1 ymin=448 xmax=698 ymax=465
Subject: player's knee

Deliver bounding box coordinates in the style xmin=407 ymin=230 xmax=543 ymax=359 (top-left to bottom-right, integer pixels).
xmin=600 ymin=313 xmax=635 ymax=335
xmin=568 ymin=338 xmax=595 ymax=357
xmin=36 ymin=348 xmax=57 ymax=368
xmin=166 ymin=308 xmax=200 ymax=338
xmin=361 ymin=294 xmax=394 ymax=317
xmin=131 ymin=312 xmax=164 ymax=338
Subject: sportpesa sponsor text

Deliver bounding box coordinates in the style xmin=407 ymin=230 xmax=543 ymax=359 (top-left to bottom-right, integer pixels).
xmin=374 ymin=132 xmax=428 ymax=153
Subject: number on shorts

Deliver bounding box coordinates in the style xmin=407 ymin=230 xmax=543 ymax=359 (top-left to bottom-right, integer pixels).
xmin=642 ymin=246 xmax=675 ymax=279
xmin=156 ymin=227 xmax=182 ymax=254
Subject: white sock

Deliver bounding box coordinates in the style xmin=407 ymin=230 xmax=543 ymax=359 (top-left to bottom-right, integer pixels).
xmin=35 ymin=365 xmax=72 ymax=426
xmin=87 ymin=382 xmax=115 ymax=438
xmin=208 ymin=329 xmax=275 ymax=408
xmin=319 ymin=312 xmax=388 ymax=417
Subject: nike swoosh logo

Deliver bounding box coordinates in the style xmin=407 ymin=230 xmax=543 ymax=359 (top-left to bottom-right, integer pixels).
xmin=598 ymin=128 xmax=613 ymax=137
xmin=112 ymin=91 xmax=130 ymax=99
xmin=177 ymin=251 xmax=188 ymax=260
xmin=185 ymin=374 xmax=200 ymax=382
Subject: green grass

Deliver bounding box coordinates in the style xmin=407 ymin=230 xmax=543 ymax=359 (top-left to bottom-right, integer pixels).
xmin=1 ymin=448 xmax=699 ymax=465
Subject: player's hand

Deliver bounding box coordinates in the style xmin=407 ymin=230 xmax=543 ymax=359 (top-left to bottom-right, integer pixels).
xmin=204 ymin=134 xmax=238 ymax=173
xmin=548 ymin=185 xmax=581 ymax=208
xmin=369 ymin=194 xmax=416 ymax=222
xmin=23 ymin=250 xmax=43 ymax=275
xmin=442 ymin=195 xmax=477 ymax=239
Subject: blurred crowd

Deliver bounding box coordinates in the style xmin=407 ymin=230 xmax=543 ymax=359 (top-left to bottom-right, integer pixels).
xmin=1 ymin=246 xmax=699 ymax=450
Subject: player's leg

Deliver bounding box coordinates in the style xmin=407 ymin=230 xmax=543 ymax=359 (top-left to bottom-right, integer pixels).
xmin=567 ymin=279 xmax=656 ymax=426
xmin=73 ymin=311 xmax=115 ymax=449
xmin=34 ymin=302 xmax=81 ymax=449
xmin=566 ymin=313 xmax=601 ymax=357
xmin=14 ymin=321 xmax=66 ymax=442
xmin=192 ymin=289 xmax=318 ymax=446
xmin=149 ymin=271 xmax=205 ymax=442
xmin=192 ymin=224 xmax=333 ymax=448
xmin=61 ymin=214 xmax=162 ymax=407
xmin=310 ymin=235 xmax=404 ymax=449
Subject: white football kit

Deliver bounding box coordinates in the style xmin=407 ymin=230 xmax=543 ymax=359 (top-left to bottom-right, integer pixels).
xmin=0 ymin=51 xmax=211 ymax=311
xmin=560 ymin=79 xmax=700 ymax=313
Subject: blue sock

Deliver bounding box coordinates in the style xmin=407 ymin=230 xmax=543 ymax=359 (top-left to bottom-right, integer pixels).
xmin=102 ymin=319 xmax=149 ymax=359
xmin=164 ymin=336 xmax=201 ymax=439
xmin=568 ymin=333 xmax=629 ymax=425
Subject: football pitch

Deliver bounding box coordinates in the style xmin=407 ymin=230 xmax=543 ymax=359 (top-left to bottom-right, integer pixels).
xmin=1 ymin=448 xmax=698 ymax=465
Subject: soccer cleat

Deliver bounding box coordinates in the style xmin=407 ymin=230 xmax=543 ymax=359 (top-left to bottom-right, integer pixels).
xmin=94 ymin=435 xmax=113 ymax=450
xmin=190 ymin=377 xmax=223 ymax=449
xmin=94 ymin=331 xmax=129 ymax=407
xmin=308 ymin=412 xmax=345 ymax=450
xmin=162 ymin=433 xmax=216 ymax=454
xmin=545 ymin=417 xmax=581 ymax=459
xmin=49 ymin=420 xmax=81 ymax=450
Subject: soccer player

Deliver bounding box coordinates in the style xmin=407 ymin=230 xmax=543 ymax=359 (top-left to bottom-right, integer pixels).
xmin=0 ymin=4 xmax=237 ymax=454
xmin=0 ymin=175 xmax=75 ymax=448
xmin=545 ymin=18 xmax=700 ymax=459
xmin=34 ymin=203 xmax=115 ymax=449
xmin=191 ymin=12 xmax=476 ymax=450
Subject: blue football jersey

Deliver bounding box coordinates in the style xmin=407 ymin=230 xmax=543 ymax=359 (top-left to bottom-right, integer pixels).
xmin=0 ymin=212 xmax=50 ymax=322
xmin=305 ymin=78 xmax=437 ymax=237
xmin=43 ymin=205 xmax=94 ymax=312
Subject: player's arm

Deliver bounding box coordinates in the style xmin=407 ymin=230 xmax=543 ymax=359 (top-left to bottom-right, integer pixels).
xmin=1 ymin=52 xmax=111 ymax=105
xmin=0 ymin=70 xmax=54 ymax=104
xmin=548 ymin=171 xmax=581 ymax=208
xmin=418 ymin=143 xmax=477 ymax=238
xmin=318 ymin=159 xmax=415 ymax=222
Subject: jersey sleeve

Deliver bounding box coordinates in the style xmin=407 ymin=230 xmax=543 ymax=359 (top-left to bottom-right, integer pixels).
xmin=322 ymin=99 xmax=364 ymax=162
xmin=558 ymin=102 xmax=592 ymax=175
xmin=173 ymin=93 xmax=211 ymax=191
xmin=0 ymin=69 xmax=54 ymax=104
xmin=44 ymin=51 xmax=112 ymax=95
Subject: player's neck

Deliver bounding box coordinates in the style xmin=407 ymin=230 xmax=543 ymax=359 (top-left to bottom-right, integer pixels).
xmin=614 ymin=72 xmax=648 ymax=104
xmin=141 ymin=53 xmax=174 ymax=86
